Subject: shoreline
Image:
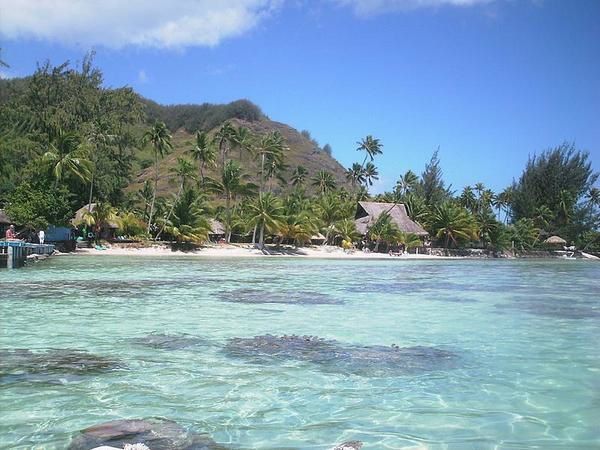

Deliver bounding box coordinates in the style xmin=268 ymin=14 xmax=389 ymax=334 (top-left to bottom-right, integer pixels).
xmin=68 ymin=244 xmax=463 ymax=260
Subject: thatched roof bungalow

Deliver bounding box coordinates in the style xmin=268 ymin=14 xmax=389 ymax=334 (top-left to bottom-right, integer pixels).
xmin=355 ymin=201 xmax=428 ymax=237
xmin=209 ymin=219 xmax=225 ymax=236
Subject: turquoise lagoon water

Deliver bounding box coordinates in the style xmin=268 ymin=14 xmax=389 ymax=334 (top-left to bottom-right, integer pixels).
xmin=1 ymin=256 xmax=599 ymax=449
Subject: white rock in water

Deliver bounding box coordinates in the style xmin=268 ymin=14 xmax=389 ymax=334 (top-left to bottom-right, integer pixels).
xmin=124 ymin=444 xmax=151 ymax=450
xmin=333 ymin=441 xmax=363 ymax=450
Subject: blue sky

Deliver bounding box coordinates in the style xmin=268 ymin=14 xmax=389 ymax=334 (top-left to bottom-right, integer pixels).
xmin=1 ymin=0 xmax=599 ymax=194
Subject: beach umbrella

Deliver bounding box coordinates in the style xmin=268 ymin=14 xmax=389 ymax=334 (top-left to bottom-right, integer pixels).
xmin=544 ymin=235 xmax=567 ymax=245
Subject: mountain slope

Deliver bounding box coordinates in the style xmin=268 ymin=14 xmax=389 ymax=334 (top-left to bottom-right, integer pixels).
xmin=130 ymin=116 xmax=349 ymax=196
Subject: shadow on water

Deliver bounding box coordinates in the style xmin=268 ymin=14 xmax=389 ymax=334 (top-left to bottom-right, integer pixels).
xmin=224 ymin=335 xmax=459 ymax=377
xmin=128 ymin=332 xmax=209 ymax=350
xmin=0 ymin=348 xmax=124 ymax=384
xmin=219 ymin=288 xmax=344 ymax=305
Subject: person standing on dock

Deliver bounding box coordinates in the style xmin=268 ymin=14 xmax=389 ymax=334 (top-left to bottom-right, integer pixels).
xmin=38 ymin=229 xmax=45 ymax=244
xmin=5 ymin=225 xmax=16 ymax=240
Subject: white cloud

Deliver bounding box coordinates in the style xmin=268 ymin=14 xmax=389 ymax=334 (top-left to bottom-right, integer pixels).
xmin=335 ymin=0 xmax=495 ymax=16
xmin=138 ymin=69 xmax=149 ymax=83
xmin=0 ymin=0 xmax=282 ymax=49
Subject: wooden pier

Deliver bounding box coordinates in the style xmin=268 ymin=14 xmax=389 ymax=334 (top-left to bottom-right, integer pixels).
xmin=0 ymin=241 xmax=55 ymax=269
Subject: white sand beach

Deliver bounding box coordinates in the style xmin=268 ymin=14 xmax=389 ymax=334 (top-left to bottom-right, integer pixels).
xmin=72 ymin=244 xmax=455 ymax=260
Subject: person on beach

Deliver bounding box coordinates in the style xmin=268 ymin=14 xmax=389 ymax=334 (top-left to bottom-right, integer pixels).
xmin=38 ymin=229 xmax=45 ymax=244
xmin=5 ymin=224 xmax=16 ymax=240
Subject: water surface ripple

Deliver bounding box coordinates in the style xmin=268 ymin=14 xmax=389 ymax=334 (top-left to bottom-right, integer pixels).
xmin=0 ymin=256 xmax=598 ymax=449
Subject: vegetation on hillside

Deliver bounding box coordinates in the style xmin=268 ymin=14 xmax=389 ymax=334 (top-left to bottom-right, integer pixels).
xmin=0 ymin=57 xmax=598 ymax=252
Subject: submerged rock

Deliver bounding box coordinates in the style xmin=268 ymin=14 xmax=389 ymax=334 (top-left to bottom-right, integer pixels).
xmin=68 ymin=418 xmax=227 ymax=450
xmin=0 ymin=348 xmax=122 ymax=377
xmin=219 ymin=288 xmax=343 ymax=305
xmin=129 ymin=333 xmax=207 ymax=350
xmin=224 ymin=335 xmax=458 ymax=376
xmin=333 ymin=441 xmax=363 ymax=450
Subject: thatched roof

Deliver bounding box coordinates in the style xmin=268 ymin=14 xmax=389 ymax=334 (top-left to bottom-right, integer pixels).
xmin=0 ymin=209 xmax=12 ymax=225
xmin=544 ymin=235 xmax=567 ymax=245
xmin=355 ymin=201 xmax=428 ymax=236
xmin=72 ymin=203 xmax=119 ymax=229
xmin=209 ymin=219 xmax=225 ymax=235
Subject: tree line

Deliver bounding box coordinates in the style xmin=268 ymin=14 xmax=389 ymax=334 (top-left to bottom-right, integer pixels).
xmin=0 ymin=57 xmax=598 ymax=252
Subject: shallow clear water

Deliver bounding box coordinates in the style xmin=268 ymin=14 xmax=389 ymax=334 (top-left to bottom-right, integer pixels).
xmin=1 ymin=256 xmax=599 ymax=449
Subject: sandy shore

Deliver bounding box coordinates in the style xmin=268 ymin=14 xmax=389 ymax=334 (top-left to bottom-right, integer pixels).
xmin=71 ymin=244 xmax=456 ymax=260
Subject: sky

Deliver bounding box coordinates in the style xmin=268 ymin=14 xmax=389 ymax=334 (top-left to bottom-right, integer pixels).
xmin=1 ymin=0 xmax=599 ymax=194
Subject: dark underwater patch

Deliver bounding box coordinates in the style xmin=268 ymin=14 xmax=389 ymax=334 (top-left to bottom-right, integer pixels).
xmin=224 ymin=334 xmax=458 ymax=377
xmin=129 ymin=332 xmax=208 ymax=350
xmin=0 ymin=348 xmax=123 ymax=383
xmin=68 ymin=418 xmax=227 ymax=450
xmin=219 ymin=288 xmax=343 ymax=305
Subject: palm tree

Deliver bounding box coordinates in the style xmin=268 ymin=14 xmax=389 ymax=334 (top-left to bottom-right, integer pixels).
xmin=142 ymin=122 xmax=172 ymax=234
xmin=403 ymin=193 xmax=428 ymax=223
xmin=312 ymin=170 xmax=337 ymax=195
xmin=346 ymin=163 xmax=366 ymax=188
xmin=356 ymin=135 xmax=383 ymax=167
xmin=334 ymin=218 xmax=360 ymax=244
xmin=247 ymin=193 xmax=284 ymax=249
xmin=429 ymin=203 xmax=477 ymax=251
xmin=214 ymin=122 xmax=236 ymax=167
xmin=208 ymin=160 xmax=257 ymax=242
xmin=395 ymin=170 xmax=419 ymax=197
xmin=265 ymin=152 xmax=288 ymax=192
xmin=136 ymin=181 xmax=154 ymax=225
xmin=188 ymin=130 xmax=216 ymax=185
xmin=363 ymin=162 xmax=379 ymax=187
xmin=43 ymin=130 xmax=92 ymax=187
xmin=155 ymin=158 xmax=196 ymax=239
xmin=233 ymin=126 xmax=252 ymax=161
xmin=164 ymin=189 xmax=211 ymax=244
xmin=254 ymin=131 xmax=286 ymax=193
xmin=557 ymin=189 xmax=574 ymax=225
xmin=587 ymin=187 xmax=600 ymax=208
xmin=315 ymin=193 xmax=344 ymax=244
xmin=533 ymin=205 xmax=553 ymax=230
xmin=368 ymin=212 xmax=400 ymax=252
xmin=80 ymin=203 xmax=121 ymax=244
xmin=495 ymin=187 xmax=514 ymax=224
xmin=459 ymin=186 xmax=477 ymax=213
xmin=398 ymin=231 xmax=422 ymax=251
xmin=86 ymin=124 xmax=116 ymax=211
xmin=291 ymin=165 xmax=309 ymax=186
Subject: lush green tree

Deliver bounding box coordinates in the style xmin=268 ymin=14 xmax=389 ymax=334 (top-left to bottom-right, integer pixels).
xmin=510 ymin=218 xmax=539 ymax=251
xmin=5 ymin=181 xmax=72 ymax=230
xmin=510 ymin=143 xmax=598 ymax=239
xmin=418 ymin=150 xmax=450 ymax=206
xmin=142 ymin=122 xmax=172 ymax=233
xmin=314 ymin=192 xmax=346 ymax=244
